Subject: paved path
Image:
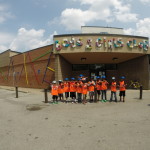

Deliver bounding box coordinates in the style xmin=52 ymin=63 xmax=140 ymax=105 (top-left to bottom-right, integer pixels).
xmin=0 ymin=86 xmax=150 ymax=150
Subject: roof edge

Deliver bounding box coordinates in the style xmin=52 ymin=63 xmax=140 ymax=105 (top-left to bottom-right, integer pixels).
xmin=54 ymin=33 xmax=149 ymax=39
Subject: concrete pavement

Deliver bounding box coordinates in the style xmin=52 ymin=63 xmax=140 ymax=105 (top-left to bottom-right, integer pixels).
xmin=0 ymin=86 xmax=150 ymax=150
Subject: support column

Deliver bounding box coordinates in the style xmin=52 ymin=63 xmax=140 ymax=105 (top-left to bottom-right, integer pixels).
xmin=54 ymin=54 xmax=72 ymax=81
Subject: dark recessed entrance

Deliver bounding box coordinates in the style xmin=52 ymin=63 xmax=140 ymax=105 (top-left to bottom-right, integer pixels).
xmin=72 ymin=64 xmax=117 ymax=79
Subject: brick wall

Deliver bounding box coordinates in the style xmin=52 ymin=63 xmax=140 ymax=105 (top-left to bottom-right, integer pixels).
xmin=0 ymin=45 xmax=55 ymax=89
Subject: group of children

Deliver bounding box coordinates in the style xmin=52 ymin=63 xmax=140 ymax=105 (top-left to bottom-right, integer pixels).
xmin=50 ymin=75 xmax=127 ymax=104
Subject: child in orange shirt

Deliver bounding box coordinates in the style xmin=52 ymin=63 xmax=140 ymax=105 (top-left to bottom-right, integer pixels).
xmin=88 ymin=79 xmax=95 ymax=103
xmin=76 ymin=79 xmax=83 ymax=103
xmin=69 ymin=77 xmax=77 ymax=103
xmin=64 ymin=78 xmax=70 ymax=102
xmin=101 ymin=75 xmax=109 ymax=102
xmin=119 ymin=76 xmax=127 ymax=102
xmin=110 ymin=77 xmax=117 ymax=102
xmin=82 ymin=81 xmax=88 ymax=104
xmin=50 ymin=81 xmax=58 ymax=104
xmin=96 ymin=76 xmax=102 ymax=101
xmin=58 ymin=80 xmax=64 ymax=101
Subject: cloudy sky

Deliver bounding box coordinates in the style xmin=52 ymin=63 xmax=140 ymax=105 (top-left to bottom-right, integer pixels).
xmin=0 ymin=0 xmax=150 ymax=52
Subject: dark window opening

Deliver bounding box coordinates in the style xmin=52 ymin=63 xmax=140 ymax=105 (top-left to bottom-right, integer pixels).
xmin=72 ymin=64 xmax=117 ymax=71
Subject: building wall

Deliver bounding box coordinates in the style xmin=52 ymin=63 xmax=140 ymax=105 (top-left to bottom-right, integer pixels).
xmin=117 ymin=55 xmax=150 ymax=89
xmin=55 ymin=54 xmax=72 ymax=81
xmin=0 ymin=45 xmax=55 ymax=89
xmin=0 ymin=50 xmax=19 ymax=67
xmin=81 ymin=26 xmax=124 ymax=34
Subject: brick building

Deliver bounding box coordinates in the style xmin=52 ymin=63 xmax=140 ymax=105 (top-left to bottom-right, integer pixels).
xmin=0 ymin=45 xmax=55 ymax=89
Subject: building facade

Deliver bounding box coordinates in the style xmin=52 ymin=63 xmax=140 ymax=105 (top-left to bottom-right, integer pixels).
xmin=54 ymin=27 xmax=150 ymax=89
xmin=0 ymin=27 xmax=150 ymax=89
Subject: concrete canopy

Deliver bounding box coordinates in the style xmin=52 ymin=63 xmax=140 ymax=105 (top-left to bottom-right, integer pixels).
xmin=60 ymin=52 xmax=145 ymax=64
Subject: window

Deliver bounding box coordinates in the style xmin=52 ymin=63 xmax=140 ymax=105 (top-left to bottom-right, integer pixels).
xmin=72 ymin=64 xmax=89 ymax=71
xmin=72 ymin=64 xmax=117 ymax=71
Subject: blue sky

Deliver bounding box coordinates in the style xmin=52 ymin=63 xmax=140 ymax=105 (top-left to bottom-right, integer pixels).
xmin=0 ymin=0 xmax=150 ymax=52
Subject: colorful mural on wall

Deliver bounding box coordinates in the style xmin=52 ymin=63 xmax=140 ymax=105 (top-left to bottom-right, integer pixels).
xmin=0 ymin=48 xmax=54 ymax=88
xmin=55 ymin=37 xmax=149 ymax=51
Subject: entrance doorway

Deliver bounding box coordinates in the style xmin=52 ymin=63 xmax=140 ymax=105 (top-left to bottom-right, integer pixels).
xmin=72 ymin=64 xmax=117 ymax=80
xmin=90 ymin=64 xmax=106 ymax=79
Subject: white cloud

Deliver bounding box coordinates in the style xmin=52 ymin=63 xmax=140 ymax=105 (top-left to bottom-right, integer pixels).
xmin=61 ymin=8 xmax=96 ymax=30
xmin=124 ymin=18 xmax=150 ymax=42
xmin=123 ymin=28 xmax=135 ymax=35
xmin=9 ymin=28 xmax=56 ymax=52
xmin=115 ymin=12 xmax=138 ymax=22
xmin=59 ymin=0 xmax=138 ymax=30
xmin=0 ymin=32 xmax=14 ymax=44
xmin=0 ymin=28 xmax=57 ymax=52
xmin=0 ymin=32 xmax=15 ymax=52
xmin=136 ymin=18 xmax=150 ymax=37
xmin=0 ymin=4 xmax=14 ymax=23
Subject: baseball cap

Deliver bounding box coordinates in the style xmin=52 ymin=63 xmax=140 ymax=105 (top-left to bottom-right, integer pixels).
xmin=120 ymin=76 xmax=125 ymax=79
xmin=64 ymin=78 xmax=69 ymax=81
xmin=112 ymin=77 xmax=115 ymax=80
xmin=102 ymin=75 xmax=106 ymax=79
xmin=52 ymin=81 xmax=56 ymax=84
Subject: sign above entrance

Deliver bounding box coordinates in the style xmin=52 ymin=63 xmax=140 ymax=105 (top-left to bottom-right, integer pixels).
xmin=54 ymin=35 xmax=149 ymax=53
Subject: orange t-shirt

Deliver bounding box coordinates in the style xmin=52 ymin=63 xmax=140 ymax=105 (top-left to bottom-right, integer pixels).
xmin=58 ymin=84 xmax=64 ymax=94
xmin=96 ymin=81 xmax=102 ymax=90
xmin=119 ymin=81 xmax=126 ymax=91
xmin=101 ymin=80 xmax=108 ymax=90
xmin=88 ymin=84 xmax=95 ymax=91
xmin=76 ymin=83 xmax=82 ymax=93
xmin=82 ymin=84 xmax=88 ymax=95
xmin=111 ymin=82 xmax=117 ymax=92
xmin=51 ymin=85 xmax=58 ymax=95
xmin=69 ymin=82 xmax=76 ymax=92
xmin=64 ymin=82 xmax=70 ymax=92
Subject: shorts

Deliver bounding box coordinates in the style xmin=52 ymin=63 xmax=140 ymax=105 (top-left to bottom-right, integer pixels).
xmin=89 ymin=91 xmax=94 ymax=97
xmin=97 ymin=90 xmax=101 ymax=95
xmin=65 ymin=92 xmax=69 ymax=98
xmin=119 ymin=91 xmax=125 ymax=97
xmin=59 ymin=93 xmax=63 ymax=97
xmin=70 ymin=92 xmax=76 ymax=98
xmin=52 ymin=95 xmax=58 ymax=100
